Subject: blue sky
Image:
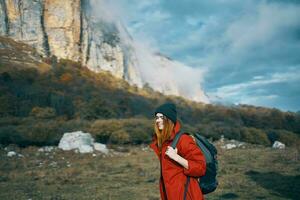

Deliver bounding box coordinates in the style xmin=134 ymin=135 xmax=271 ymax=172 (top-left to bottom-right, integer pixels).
xmin=102 ymin=0 xmax=300 ymax=112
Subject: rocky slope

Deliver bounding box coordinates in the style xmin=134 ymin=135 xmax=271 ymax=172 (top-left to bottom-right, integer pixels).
xmin=0 ymin=0 xmax=209 ymax=103
xmin=0 ymin=0 xmax=142 ymax=85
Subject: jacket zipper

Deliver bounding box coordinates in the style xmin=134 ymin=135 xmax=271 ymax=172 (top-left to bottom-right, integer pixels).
xmin=160 ymin=152 xmax=168 ymax=200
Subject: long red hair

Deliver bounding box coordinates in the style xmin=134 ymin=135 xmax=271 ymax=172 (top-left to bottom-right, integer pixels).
xmin=154 ymin=117 xmax=175 ymax=154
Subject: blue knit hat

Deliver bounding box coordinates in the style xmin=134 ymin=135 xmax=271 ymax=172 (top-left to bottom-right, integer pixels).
xmin=155 ymin=102 xmax=177 ymax=124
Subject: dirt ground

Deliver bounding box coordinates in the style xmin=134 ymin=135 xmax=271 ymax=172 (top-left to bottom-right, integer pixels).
xmin=0 ymin=143 xmax=299 ymax=200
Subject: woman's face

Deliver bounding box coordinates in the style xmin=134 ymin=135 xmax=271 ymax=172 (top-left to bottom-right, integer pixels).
xmin=155 ymin=113 xmax=165 ymax=130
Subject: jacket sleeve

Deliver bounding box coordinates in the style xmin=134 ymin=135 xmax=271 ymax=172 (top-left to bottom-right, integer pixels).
xmin=178 ymin=134 xmax=206 ymax=177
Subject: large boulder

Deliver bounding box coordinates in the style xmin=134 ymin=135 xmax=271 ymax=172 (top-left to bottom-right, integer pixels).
xmin=58 ymin=131 xmax=109 ymax=154
xmin=58 ymin=131 xmax=94 ymax=153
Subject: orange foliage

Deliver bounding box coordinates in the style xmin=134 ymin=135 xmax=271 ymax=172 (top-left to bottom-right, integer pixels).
xmin=60 ymin=73 xmax=73 ymax=83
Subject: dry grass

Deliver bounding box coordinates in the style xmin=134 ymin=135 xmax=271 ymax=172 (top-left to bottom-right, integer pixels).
xmin=0 ymin=145 xmax=160 ymax=200
xmin=0 ymin=36 xmax=51 ymax=73
xmin=0 ymin=143 xmax=299 ymax=200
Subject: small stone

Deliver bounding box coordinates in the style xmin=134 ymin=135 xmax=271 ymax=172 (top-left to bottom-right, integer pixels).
xmin=93 ymin=143 xmax=109 ymax=154
xmin=7 ymin=151 xmax=17 ymax=157
xmin=272 ymin=141 xmax=285 ymax=149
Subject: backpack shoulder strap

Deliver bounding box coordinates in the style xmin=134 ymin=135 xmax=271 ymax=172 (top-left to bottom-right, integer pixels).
xmin=171 ymin=130 xmax=187 ymax=149
xmin=171 ymin=130 xmax=191 ymax=200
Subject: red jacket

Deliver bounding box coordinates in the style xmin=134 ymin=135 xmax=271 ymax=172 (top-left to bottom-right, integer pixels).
xmin=150 ymin=121 xmax=206 ymax=200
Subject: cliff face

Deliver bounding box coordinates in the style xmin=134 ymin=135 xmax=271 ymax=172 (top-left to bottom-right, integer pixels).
xmin=0 ymin=0 xmax=142 ymax=86
xmin=0 ymin=0 xmax=209 ymax=103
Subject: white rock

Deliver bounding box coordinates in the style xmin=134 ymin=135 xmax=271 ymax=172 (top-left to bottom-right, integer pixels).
xmin=78 ymin=144 xmax=94 ymax=153
xmin=18 ymin=154 xmax=24 ymax=158
xmin=7 ymin=151 xmax=17 ymax=157
xmin=237 ymin=142 xmax=245 ymax=147
xmin=142 ymin=146 xmax=149 ymax=151
xmin=58 ymin=131 xmax=94 ymax=153
xmin=220 ymin=135 xmax=225 ymax=143
xmin=272 ymin=141 xmax=285 ymax=149
xmin=93 ymin=143 xmax=109 ymax=154
xmin=38 ymin=146 xmax=55 ymax=152
xmin=222 ymin=143 xmax=237 ymax=150
xmin=49 ymin=161 xmax=57 ymax=167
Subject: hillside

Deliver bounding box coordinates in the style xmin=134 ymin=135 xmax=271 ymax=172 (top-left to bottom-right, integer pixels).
xmin=0 ymin=36 xmax=300 ymax=148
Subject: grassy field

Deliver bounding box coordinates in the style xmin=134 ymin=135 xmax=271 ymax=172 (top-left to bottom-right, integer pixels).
xmin=0 ymin=142 xmax=299 ymax=200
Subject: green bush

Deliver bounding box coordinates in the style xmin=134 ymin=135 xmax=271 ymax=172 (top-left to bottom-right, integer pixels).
xmin=0 ymin=126 xmax=25 ymax=146
xmin=89 ymin=119 xmax=122 ymax=143
xmin=241 ymin=127 xmax=270 ymax=145
xmin=127 ymin=126 xmax=152 ymax=144
xmin=267 ymin=129 xmax=300 ymax=147
xmin=194 ymin=122 xmax=238 ymax=141
xmin=81 ymin=98 xmax=117 ymax=120
xmin=30 ymin=107 xmax=56 ymax=119
xmin=109 ymin=130 xmax=130 ymax=144
xmin=0 ymin=117 xmax=23 ymax=126
xmin=89 ymin=118 xmax=153 ymax=144
xmin=17 ymin=122 xmax=63 ymax=146
xmin=0 ymin=118 xmax=93 ymax=147
xmin=122 ymin=118 xmax=153 ymax=144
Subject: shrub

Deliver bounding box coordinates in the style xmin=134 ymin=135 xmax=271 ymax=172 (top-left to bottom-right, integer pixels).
xmin=109 ymin=130 xmax=130 ymax=144
xmin=128 ymin=126 xmax=152 ymax=144
xmin=89 ymin=119 xmax=122 ymax=143
xmin=0 ymin=117 xmax=22 ymax=126
xmin=194 ymin=122 xmax=239 ymax=141
xmin=122 ymin=118 xmax=153 ymax=144
xmin=240 ymin=127 xmax=270 ymax=145
xmin=30 ymin=107 xmax=56 ymax=119
xmin=89 ymin=118 xmax=153 ymax=144
xmin=267 ymin=129 xmax=300 ymax=147
xmin=0 ymin=126 xmax=25 ymax=146
xmin=81 ymin=99 xmax=117 ymax=120
xmin=17 ymin=121 xmax=63 ymax=146
xmin=59 ymin=73 xmax=73 ymax=83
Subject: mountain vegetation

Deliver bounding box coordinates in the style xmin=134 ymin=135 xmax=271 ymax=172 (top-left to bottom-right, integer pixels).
xmin=0 ymin=36 xmax=299 ymax=147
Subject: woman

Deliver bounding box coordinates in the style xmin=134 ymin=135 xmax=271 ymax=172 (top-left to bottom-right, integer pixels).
xmin=150 ymin=102 xmax=206 ymax=200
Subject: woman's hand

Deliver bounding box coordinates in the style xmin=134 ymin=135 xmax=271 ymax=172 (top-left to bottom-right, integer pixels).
xmin=165 ymin=146 xmax=178 ymax=161
xmin=165 ymin=146 xmax=189 ymax=169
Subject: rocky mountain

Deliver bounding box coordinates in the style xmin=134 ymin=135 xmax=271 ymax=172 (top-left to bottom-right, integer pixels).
xmin=0 ymin=0 xmax=142 ymax=85
xmin=0 ymin=0 xmax=209 ymax=103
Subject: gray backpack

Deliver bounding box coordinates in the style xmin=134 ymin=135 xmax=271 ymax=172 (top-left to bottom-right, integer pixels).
xmin=171 ymin=131 xmax=218 ymax=198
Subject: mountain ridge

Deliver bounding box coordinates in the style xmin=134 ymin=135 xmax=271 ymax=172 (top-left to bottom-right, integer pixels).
xmin=0 ymin=0 xmax=209 ymax=103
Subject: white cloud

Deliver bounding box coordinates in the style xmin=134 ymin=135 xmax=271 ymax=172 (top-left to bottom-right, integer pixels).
xmin=224 ymin=2 xmax=300 ymax=54
xmin=89 ymin=0 xmax=300 ymax=110
xmin=210 ymin=69 xmax=300 ymax=100
xmin=185 ymin=16 xmax=199 ymax=26
xmin=89 ymin=0 xmax=208 ymax=103
xmin=253 ymin=76 xmax=264 ymax=80
xmin=239 ymin=94 xmax=279 ymax=107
